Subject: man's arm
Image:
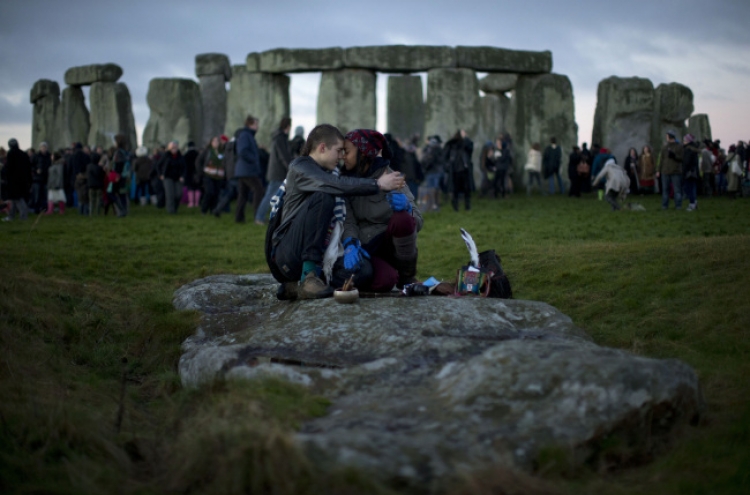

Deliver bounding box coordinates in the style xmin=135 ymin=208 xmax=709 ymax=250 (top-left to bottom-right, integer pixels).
xmin=292 ymin=160 xmax=379 ymax=197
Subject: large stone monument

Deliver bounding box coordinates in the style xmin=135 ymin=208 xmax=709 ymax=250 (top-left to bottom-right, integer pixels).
xmin=386 ymin=75 xmax=424 ymax=140
xmin=196 ymin=53 xmax=231 ymax=147
xmin=142 ymin=78 xmax=203 ymax=150
xmin=424 ymin=68 xmax=481 ymax=144
xmin=30 ymin=80 xmax=60 ymax=149
xmin=225 ymin=65 xmax=290 ymax=149
xmin=317 ymin=69 xmax=376 ymax=135
xmin=508 ymin=74 xmax=578 ymax=188
xmin=651 ymin=83 xmax=694 ymax=153
xmin=592 ymin=76 xmax=655 ymax=164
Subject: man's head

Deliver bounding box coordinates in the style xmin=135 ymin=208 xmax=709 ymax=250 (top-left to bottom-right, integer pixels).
xmin=304 ymin=124 xmax=345 ymax=171
xmin=168 ymin=140 xmax=179 ymax=153
xmin=279 ymin=117 xmax=292 ymax=133
xmin=40 ymin=142 xmax=49 ymax=153
xmin=550 ymin=137 xmax=557 ymax=145
xmin=666 ymin=131 xmax=676 ymax=143
xmin=245 ymin=115 xmax=259 ymax=130
xmin=7 ymin=138 xmax=18 ymax=149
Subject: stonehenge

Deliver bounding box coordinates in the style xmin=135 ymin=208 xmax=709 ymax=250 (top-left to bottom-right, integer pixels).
xmin=29 ymin=46 xmax=710 ymax=186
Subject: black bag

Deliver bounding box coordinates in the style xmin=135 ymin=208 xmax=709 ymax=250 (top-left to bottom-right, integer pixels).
xmin=477 ymin=250 xmax=512 ymax=299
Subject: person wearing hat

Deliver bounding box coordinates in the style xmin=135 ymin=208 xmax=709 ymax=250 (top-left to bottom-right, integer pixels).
xmin=592 ymin=157 xmax=630 ymax=210
xmin=196 ymin=136 xmax=227 ymax=214
xmin=333 ymin=128 xmax=423 ymax=292
xmin=419 ymin=135 xmax=444 ymax=211
xmin=2 ymin=138 xmax=32 ymax=221
xmin=682 ymin=134 xmax=700 ymax=210
xmin=657 ymin=131 xmax=684 ymax=209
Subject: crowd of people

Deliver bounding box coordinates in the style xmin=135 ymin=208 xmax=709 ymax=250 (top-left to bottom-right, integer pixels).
xmin=1 ymin=121 xmax=748 ymax=223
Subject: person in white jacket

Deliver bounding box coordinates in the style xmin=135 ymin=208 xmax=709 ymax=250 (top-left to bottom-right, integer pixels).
xmin=525 ymin=143 xmax=543 ymax=195
xmin=592 ymin=158 xmax=630 ymax=210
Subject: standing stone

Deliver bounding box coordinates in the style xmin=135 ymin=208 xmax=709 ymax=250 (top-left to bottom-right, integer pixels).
xmin=344 ymin=45 xmax=455 ymax=72
xmin=651 ymin=83 xmax=694 ymax=152
xmin=456 ymin=46 xmax=552 ymax=74
xmin=386 ymin=75 xmax=424 ymax=140
xmin=196 ymin=53 xmax=232 ymax=147
xmin=479 ymin=73 xmax=519 ymax=94
xmin=592 ymin=77 xmax=654 ymax=164
xmin=245 ymin=53 xmax=260 ymax=73
xmin=225 ymin=70 xmax=290 ymax=149
xmin=88 ymin=82 xmax=137 ymax=150
xmin=424 ymin=68 xmax=480 ymax=144
xmin=259 ymin=47 xmax=344 ymax=73
xmin=58 ymin=86 xmax=90 ymax=147
xmin=30 ymin=79 xmax=60 ymax=150
xmin=64 ymin=63 xmax=123 ymax=86
xmin=688 ymin=114 xmax=712 ymax=144
xmin=508 ymin=74 xmax=578 ymax=189
xmin=142 ymin=78 xmax=202 ymax=151
xmin=317 ymin=69 xmax=376 ymax=135
xmin=478 ymin=94 xmax=510 ymax=145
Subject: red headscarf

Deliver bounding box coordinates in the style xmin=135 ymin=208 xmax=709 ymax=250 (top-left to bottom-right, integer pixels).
xmin=345 ymin=129 xmax=387 ymax=159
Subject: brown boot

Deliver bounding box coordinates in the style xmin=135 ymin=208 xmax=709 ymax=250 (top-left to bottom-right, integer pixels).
xmin=276 ymin=281 xmax=298 ymax=301
xmin=298 ymin=271 xmax=334 ymax=300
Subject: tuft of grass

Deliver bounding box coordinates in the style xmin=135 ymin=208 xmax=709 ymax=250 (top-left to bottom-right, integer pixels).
xmin=1 ymin=194 xmax=749 ymax=494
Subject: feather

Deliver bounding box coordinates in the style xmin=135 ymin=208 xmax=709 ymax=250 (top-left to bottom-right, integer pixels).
xmin=460 ymin=228 xmax=479 ymax=267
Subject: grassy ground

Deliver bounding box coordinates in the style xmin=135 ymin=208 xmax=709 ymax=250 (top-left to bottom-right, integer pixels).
xmin=1 ymin=192 xmax=749 ymax=494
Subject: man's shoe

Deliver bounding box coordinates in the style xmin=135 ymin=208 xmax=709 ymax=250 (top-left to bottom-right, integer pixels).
xmin=276 ymin=282 xmax=298 ymax=301
xmin=298 ymin=272 xmax=334 ymax=300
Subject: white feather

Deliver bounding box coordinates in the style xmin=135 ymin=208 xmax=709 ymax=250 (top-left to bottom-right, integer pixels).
xmin=460 ymin=228 xmax=479 ymax=267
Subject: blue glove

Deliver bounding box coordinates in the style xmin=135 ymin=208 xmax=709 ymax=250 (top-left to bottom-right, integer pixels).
xmin=342 ymin=237 xmax=370 ymax=271
xmin=388 ymin=192 xmax=412 ymax=213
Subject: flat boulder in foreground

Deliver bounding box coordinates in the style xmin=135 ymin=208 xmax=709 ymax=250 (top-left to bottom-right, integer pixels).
xmin=175 ymin=274 xmax=703 ymax=489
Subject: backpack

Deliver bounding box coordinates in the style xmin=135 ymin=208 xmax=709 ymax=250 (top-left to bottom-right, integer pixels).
xmin=264 ymin=184 xmax=290 ymax=283
xmin=477 ymin=250 xmax=513 ymax=299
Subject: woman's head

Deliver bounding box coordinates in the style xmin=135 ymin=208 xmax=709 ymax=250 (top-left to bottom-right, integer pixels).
xmin=343 ymin=129 xmax=392 ymax=174
xmin=210 ymin=136 xmax=220 ymax=149
xmin=629 ymin=147 xmax=637 ymax=157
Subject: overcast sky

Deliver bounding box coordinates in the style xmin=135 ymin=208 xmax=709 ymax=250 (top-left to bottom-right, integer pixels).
xmin=2 ymin=0 xmax=749 ymax=152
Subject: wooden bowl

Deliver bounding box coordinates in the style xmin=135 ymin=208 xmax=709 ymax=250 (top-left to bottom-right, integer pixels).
xmin=333 ymin=288 xmax=359 ymax=304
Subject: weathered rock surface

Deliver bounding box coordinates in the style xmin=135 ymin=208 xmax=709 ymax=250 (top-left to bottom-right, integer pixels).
xmin=592 ymin=76 xmax=655 ymax=164
xmin=479 ymin=73 xmax=519 ymax=94
xmin=344 ymin=45 xmax=455 ymax=72
xmin=477 ymin=94 xmax=510 ymax=149
xmin=651 ymin=83 xmax=693 ymax=152
xmin=58 ymin=86 xmax=90 ymax=147
xmin=224 ymin=71 xmax=290 ymax=149
xmin=245 ymin=53 xmax=260 ymax=72
xmin=195 ymin=53 xmax=232 ymax=80
xmin=175 ymin=274 xmax=703 ymax=490
xmin=387 ymin=75 xmax=424 ymax=140
xmin=142 ymin=78 xmax=202 ymax=150
xmin=456 ymin=46 xmax=552 ymax=74
xmin=424 ymin=68 xmax=480 ymax=143
xmin=508 ymin=74 xmax=578 ymax=189
xmin=688 ymin=114 xmax=712 ymax=144
xmin=259 ymin=47 xmax=344 ymax=73
xmin=88 ymin=82 xmax=137 ymax=150
xmin=64 ymin=63 xmax=123 ymax=86
xmin=317 ymin=69 xmax=376 ymax=135
xmin=30 ymin=80 xmax=60 ymax=149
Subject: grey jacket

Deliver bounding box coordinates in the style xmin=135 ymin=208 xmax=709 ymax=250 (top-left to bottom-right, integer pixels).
xmin=266 ymin=129 xmax=293 ymax=182
xmin=273 ymin=156 xmax=380 ymax=247
xmin=343 ymin=161 xmax=423 ymax=246
xmin=47 ymin=161 xmax=64 ymax=189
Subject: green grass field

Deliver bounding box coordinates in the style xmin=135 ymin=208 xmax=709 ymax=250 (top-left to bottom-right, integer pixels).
xmin=1 ymin=192 xmax=749 ymax=494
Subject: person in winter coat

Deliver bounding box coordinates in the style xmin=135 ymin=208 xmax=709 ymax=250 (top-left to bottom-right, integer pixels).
xmin=158 ymin=141 xmax=186 ymax=214
xmin=419 ymin=136 xmax=444 ymax=211
xmin=592 ymin=158 xmax=630 ymax=210
xmin=197 ymin=136 xmax=227 ymax=215
xmin=638 ymin=145 xmax=657 ymax=193
xmin=183 ymin=141 xmax=200 ymax=208
xmin=542 ymin=137 xmax=564 ymax=194
xmin=234 ymin=115 xmax=265 ymax=224
xmin=256 ymin=117 xmax=293 ymax=224
xmin=267 ymin=124 xmax=406 ymax=300
xmin=657 ymin=131 xmax=684 ymax=209
xmin=726 ymin=144 xmax=743 ymax=198
xmin=623 ymin=148 xmax=640 ymax=195
xmin=699 ymin=141 xmax=715 ymax=197
xmin=400 ymin=135 xmax=423 ymax=201
xmin=289 ymin=126 xmax=305 ymax=159
xmin=568 ymin=145 xmax=582 ymax=198
xmin=525 ymin=143 xmax=543 ymax=195
xmin=3 ymin=138 xmax=32 ymax=221
xmin=133 ymin=146 xmax=153 ymax=205
xmin=443 ymin=130 xmax=474 ymax=211
xmin=681 ymin=134 xmax=700 ymax=210
xmin=112 ymin=135 xmax=130 ymax=216
xmin=31 ymin=142 xmax=51 ymax=213
xmin=333 ymin=129 xmax=423 ymax=292
xmin=86 ymin=154 xmax=106 ymax=216
xmin=487 ymin=138 xmax=512 ymax=198
xmin=46 ymin=152 xmax=66 ymax=215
